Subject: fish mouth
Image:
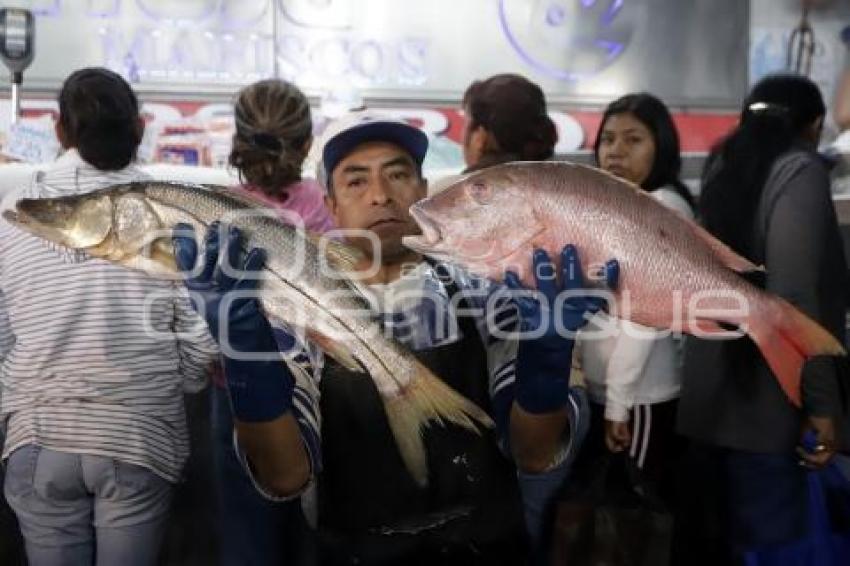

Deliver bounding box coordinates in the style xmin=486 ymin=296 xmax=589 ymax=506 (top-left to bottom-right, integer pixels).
xmin=2 ymin=209 xmax=22 ymax=225
xmin=5 ymin=196 xmax=114 ymax=249
xmin=404 ymin=206 xmax=443 ymax=251
xmin=2 ymin=208 xmax=39 ymax=233
xmin=2 ymin=207 xmax=77 ymax=249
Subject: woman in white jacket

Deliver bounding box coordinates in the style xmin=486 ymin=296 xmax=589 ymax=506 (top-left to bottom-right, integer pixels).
xmin=576 ymin=93 xmax=694 ymax=507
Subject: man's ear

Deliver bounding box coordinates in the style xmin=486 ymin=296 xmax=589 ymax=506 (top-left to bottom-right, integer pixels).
xmin=54 ymin=118 xmax=68 ymax=149
xmin=481 ymin=127 xmax=502 ymax=153
xmin=469 ymin=126 xmax=488 ymax=156
xmin=465 ymin=125 xmax=494 ymax=167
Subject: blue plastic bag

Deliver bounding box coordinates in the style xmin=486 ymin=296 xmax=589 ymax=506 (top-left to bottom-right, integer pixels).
xmin=744 ymin=462 xmax=850 ymax=566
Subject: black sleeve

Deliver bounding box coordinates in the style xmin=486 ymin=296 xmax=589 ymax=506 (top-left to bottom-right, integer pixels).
xmin=763 ymin=159 xmax=843 ymax=417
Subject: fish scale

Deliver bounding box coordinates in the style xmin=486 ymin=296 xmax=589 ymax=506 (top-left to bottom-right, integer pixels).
xmin=533 ymin=164 xmax=759 ymax=329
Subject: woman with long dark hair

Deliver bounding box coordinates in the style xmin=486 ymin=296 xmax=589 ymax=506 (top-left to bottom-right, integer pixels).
xmin=551 ymin=93 xmax=692 ymax=563
xmin=594 ymin=92 xmax=694 ymax=211
xmin=674 ymin=74 xmax=847 ymax=565
xmin=581 ymin=92 xmax=693 ymax=497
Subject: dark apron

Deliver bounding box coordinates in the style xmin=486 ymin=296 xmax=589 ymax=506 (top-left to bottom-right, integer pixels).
xmin=316 ymin=274 xmax=527 ymax=566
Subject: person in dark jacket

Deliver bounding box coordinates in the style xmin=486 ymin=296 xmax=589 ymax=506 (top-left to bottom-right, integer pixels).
xmin=673 ymin=74 xmax=848 ymax=566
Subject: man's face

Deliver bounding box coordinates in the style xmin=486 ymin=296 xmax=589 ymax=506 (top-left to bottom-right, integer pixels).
xmin=325 ymin=141 xmax=427 ymax=262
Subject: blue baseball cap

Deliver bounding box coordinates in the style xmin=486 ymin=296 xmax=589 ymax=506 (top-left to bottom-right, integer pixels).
xmin=319 ymin=112 xmax=429 ymax=188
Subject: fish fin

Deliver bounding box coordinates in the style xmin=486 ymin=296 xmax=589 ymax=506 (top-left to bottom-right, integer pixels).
xmin=150 ymin=237 xmax=178 ymax=270
xmin=85 ymin=233 xmax=118 ymax=259
xmin=745 ymin=298 xmax=846 ymax=407
xmin=384 ymin=360 xmax=494 ymax=487
xmin=304 ymin=328 xmax=367 ymax=373
xmin=141 ymin=237 xmax=179 ymax=273
xmin=107 ymin=237 xmax=180 ymax=278
xmin=688 ymin=222 xmax=764 ymax=274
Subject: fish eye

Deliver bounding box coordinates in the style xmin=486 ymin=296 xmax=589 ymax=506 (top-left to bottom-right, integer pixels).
xmin=467 ymin=181 xmax=494 ymax=205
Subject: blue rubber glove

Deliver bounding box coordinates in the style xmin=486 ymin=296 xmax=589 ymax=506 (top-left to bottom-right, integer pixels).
xmin=505 ymin=245 xmax=619 ymax=414
xmin=173 ymin=222 xmax=294 ymax=423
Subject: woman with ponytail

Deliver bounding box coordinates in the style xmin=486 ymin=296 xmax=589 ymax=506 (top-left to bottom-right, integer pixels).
xmin=211 ymin=79 xmax=331 ymax=566
xmin=673 ymin=74 xmax=848 ymax=565
xmin=229 ymin=79 xmax=333 ymax=233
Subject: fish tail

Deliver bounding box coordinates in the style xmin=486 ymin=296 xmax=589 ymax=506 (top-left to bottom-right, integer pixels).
xmin=384 ymin=360 xmax=494 ymax=487
xmin=746 ymin=297 xmax=846 ymax=407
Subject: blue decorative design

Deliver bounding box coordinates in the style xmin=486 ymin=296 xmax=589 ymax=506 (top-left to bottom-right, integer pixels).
xmin=546 ymin=5 xmax=566 ymax=26
xmin=601 ymin=0 xmax=623 ymax=25
xmin=30 ymin=0 xmax=62 ymax=17
xmin=135 ymin=0 xmax=218 ymax=24
xmin=499 ymin=0 xmax=631 ymax=82
xmin=86 ymin=0 xmax=121 ymax=18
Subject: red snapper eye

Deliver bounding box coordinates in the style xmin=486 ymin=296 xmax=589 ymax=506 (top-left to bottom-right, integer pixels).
xmin=467 ymin=181 xmax=494 ymax=205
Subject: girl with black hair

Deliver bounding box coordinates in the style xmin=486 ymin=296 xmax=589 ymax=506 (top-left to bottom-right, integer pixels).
xmin=591 ymin=92 xmax=693 ymax=456
xmin=0 ymin=68 xmax=218 ymax=566
xmin=550 ymin=94 xmax=692 ymax=563
xmin=594 ymin=92 xmax=695 ymax=212
xmin=54 ymin=67 xmax=144 ymax=170
xmin=674 ymin=74 xmax=847 ymax=565
xmin=210 ymin=79 xmax=332 ymax=566
xmin=577 ymin=93 xmax=693 ymax=495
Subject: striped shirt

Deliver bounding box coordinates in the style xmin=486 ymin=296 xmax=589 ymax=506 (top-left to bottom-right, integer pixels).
xmin=0 ymin=149 xmax=218 ymax=482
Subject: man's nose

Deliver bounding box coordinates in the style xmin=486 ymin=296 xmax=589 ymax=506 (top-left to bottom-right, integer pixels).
xmin=368 ymin=177 xmax=392 ymax=205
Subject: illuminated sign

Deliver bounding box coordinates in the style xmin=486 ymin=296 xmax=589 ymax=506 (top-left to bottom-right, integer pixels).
xmin=11 ymin=0 xmax=746 ymax=106
xmin=25 ymin=1 xmax=427 ymax=89
xmin=276 ymin=0 xmax=429 ymax=89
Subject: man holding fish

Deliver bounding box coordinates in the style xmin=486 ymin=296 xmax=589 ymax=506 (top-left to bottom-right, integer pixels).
xmin=170 ymin=114 xmax=617 ymax=564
